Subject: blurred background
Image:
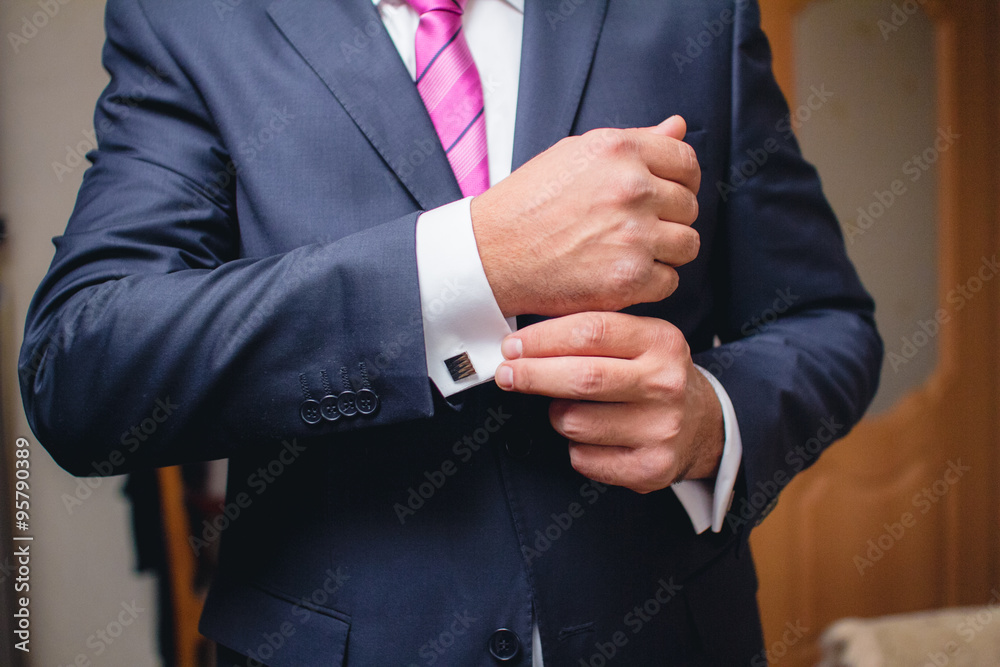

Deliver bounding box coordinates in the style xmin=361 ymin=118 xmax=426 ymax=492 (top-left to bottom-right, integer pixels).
xmin=0 ymin=0 xmax=997 ymax=665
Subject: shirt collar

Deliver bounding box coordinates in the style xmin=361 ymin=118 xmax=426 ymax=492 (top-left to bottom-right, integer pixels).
xmin=374 ymin=0 xmax=524 ymax=14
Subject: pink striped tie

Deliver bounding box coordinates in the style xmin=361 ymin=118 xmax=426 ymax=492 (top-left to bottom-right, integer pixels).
xmin=408 ymin=0 xmax=490 ymax=197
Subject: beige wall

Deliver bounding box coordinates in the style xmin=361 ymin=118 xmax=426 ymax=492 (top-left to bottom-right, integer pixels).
xmin=793 ymin=0 xmax=939 ymax=416
xmin=1 ymin=1 xmax=159 ymax=665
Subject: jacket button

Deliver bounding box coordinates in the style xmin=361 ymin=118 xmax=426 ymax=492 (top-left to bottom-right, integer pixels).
xmin=337 ymin=391 xmax=358 ymax=417
xmin=319 ymin=395 xmax=341 ymax=421
xmin=356 ymin=388 xmax=379 ymax=415
xmin=488 ymin=628 xmax=520 ymax=661
xmin=300 ymin=399 xmax=321 ymax=425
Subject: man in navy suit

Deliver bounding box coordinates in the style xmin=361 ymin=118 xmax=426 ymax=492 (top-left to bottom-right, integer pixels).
xmin=20 ymin=0 xmax=882 ymax=664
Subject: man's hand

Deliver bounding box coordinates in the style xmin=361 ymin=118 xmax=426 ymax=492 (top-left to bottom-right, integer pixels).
xmin=471 ymin=116 xmax=701 ymax=318
xmin=494 ymin=312 xmax=724 ymax=494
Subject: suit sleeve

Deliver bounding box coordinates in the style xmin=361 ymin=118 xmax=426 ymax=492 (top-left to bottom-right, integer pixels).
xmin=690 ymin=0 xmax=883 ymax=538
xmin=18 ymin=0 xmax=434 ymax=476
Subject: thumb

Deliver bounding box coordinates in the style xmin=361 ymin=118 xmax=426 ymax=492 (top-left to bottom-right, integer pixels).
xmin=647 ymin=115 xmax=687 ymax=140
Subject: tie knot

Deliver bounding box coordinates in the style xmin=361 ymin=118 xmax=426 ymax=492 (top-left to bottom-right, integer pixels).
xmin=407 ymin=0 xmax=465 ymax=17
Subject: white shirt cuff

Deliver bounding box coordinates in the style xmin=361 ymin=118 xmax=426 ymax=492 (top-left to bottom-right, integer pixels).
xmin=671 ymin=365 xmax=743 ymax=534
xmin=415 ymin=196 xmax=514 ymax=397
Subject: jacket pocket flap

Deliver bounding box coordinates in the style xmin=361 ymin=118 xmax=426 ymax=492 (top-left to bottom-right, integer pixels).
xmin=200 ymin=579 xmax=350 ymax=666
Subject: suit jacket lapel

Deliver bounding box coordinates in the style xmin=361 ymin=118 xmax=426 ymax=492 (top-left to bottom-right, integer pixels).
xmin=266 ymin=0 xmax=463 ymax=209
xmin=511 ymin=0 xmax=610 ymax=170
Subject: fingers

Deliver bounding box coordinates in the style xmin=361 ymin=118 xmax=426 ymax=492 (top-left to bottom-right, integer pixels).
xmin=502 ymin=312 xmax=662 ymax=360
xmin=649 ymin=178 xmax=700 ymax=227
xmin=646 ymin=115 xmax=686 ymax=139
xmin=567 ymin=441 xmax=678 ymax=495
xmin=549 ymin=399 xmax=660 ymax=449
xmin=587 ymin=122 xmax=700 ymax=196
xmin=650 ymin=221 xmax=700 ymax=268
xmin=635 ymin=133 xmax=701 ymax=195
xmin=556 ymin=391 xmax=686 ymax=494
xmin=635 ymin=261 xmax=681 ymax=305
xmin=496 ymin=354 xmax=643 ymax=402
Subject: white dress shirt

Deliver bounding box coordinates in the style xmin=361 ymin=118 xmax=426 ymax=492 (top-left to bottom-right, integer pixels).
xmin=374 ymin=0 xmax=744 ymax=662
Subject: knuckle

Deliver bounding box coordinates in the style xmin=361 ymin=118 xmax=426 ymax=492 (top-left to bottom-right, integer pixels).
xmin=680 ymin=227 xmax=701 ymax=263
xmin=555 ymin=405 xmax=588 ymax=441
xmin=667 ymin=185 xmax=699 ymax=225
xmin=606 ymin=128 xmax=636 ymax=155
xmin=650 ymin=447 xmax=678 ymax=481
xmin=677 ymin=141 xmax=700 ymax=185
xmin=619 ymin=216 xmax=645 ymax=244
xmin=511 ymin=363 xmax=533 ymax=393
xmin=572 ymin=361 xmax=605 ymax=398
xmin=624 ymin=450 xmax=668 ymax=495
xmin=589 ymin=128 xmax=629 ymax=158
xmin=568 ymin=447 xmax=590 ymax=478
xmin=612 ymin=255 xmax=650 ymax=292
xmin=652 ymin=266 xmax=680 ymax=302
xmin=683 ymin=190 xmax=700 ymax=224
xmin=651 ymin=318 xmax=683 ymax=349
xmin=647 ymin=365 xmax=687 ymax=402
xmin=573 ymin=312 xmax=608 ymax=349
xmin=610 ymin=169 xmax=651 ymax=205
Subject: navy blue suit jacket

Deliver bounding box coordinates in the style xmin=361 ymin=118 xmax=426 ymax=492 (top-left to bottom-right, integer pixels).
xmin=20 ymin=0 xmax=882 ymax=664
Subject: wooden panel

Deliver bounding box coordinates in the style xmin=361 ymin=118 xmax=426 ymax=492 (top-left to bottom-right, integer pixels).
xmin=751 ymin=1 xmax=1000 ymax=664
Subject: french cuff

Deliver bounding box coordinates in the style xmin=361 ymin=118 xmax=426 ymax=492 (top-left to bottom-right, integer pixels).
xmin=671 ymin=365 xmax=744 ymax=534
xmin=415 ymin=196 xmax=514 ymax=397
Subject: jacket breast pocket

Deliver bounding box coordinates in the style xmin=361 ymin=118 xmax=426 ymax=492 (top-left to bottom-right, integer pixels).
xmin=200 ymin=578 xmax=351 ymax=667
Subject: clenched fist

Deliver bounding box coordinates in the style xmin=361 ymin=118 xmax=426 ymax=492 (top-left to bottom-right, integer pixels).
xmin=471 ymin=116 xmax=701 ymax=318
